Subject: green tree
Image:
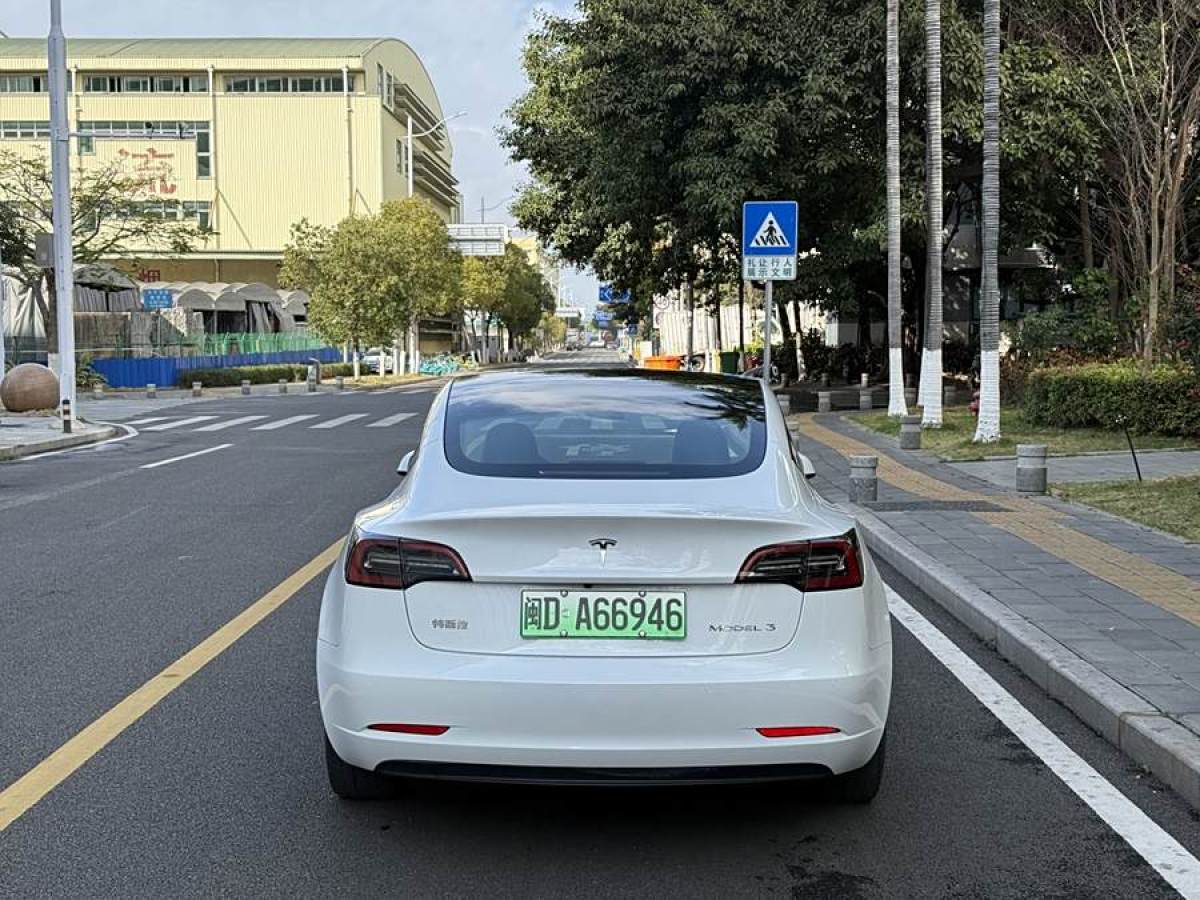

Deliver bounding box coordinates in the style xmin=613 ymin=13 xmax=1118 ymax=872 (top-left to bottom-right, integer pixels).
xmin=279 ymin=198 xmax=461 ymax=378
xmin=0 ymin=148 xmax=208 ymax=357
xmin=461 ymin=244 xmax=555 ymax=358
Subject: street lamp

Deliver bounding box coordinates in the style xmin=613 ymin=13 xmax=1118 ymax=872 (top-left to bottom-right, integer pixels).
xmin=479 ymin=194 xmax=516 ymax=224
xmin=406 ymin=110 xmax=466 ymax=198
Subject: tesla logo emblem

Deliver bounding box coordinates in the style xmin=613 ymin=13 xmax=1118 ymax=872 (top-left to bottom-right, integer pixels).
xmin=589 ymin=538 xmax=618 ymax=565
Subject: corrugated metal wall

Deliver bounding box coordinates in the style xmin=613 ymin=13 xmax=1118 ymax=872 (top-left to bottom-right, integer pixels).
xmin=91 ymin=347 xmax=340 ymax=388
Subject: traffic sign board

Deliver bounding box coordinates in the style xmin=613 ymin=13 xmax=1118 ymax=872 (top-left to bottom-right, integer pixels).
xmin=598 ymin=284 xmax=631 ymax=304
xmin=742 ymin=201 xmax=798 ymax=281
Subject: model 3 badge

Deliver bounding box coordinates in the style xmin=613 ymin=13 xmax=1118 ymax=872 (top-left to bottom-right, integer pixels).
xmin=589 ymin=538 xmax=618 ymax=565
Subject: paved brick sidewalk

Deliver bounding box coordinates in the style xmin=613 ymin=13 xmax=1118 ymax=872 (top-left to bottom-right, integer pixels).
xmin=953 ymin=449 xmax=1200 ymax=488
xmin=789 ymin=412 xmax=1200 ymax=743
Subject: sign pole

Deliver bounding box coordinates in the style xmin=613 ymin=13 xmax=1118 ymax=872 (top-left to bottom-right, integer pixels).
xmin=48 ymin=0 xmax=76 ymax=429
xmin=762 ymin=281 xmax=772 ymax=387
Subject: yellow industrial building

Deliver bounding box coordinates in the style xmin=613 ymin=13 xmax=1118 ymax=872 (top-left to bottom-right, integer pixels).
xmin=0 ymin=37 xmax=461 ymax=286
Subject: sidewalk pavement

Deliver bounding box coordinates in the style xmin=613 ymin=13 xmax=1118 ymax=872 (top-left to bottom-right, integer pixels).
xmin=789 ymin=411 xmax=1200 ymax=809
xmin=953 ymin=448 xmax=1200 ymax=489
xmin=0 ymin=414 xmax=117 ymax=461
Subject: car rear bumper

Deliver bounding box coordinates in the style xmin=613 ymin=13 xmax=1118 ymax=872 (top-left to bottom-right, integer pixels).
xmin=318 ymin=640 xmax=891 ymax=777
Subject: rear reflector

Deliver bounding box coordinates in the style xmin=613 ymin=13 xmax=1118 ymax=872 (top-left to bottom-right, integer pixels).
xmin=367 ymin=723 xmax=450 ymax=736
xmin=756 ymin=726 xmax=841 ymax=738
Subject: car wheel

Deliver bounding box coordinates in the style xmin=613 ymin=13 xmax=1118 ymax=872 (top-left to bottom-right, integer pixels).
xmin=831 ymin=732 xmax=886 ymax=804
xmin=325 ymin=736 xmax=391 ymax=801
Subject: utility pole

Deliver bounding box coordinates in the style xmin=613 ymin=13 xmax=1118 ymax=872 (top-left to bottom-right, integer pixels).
xmin=762 ymin=282 xmax=773 ymax=387
xmin=406 ymin=114 xmax=414 ymax=198
xmin=0 ymin=242 xmax=7 ymax=377
xmin=49 ymin=0 xmax=76 ymax=429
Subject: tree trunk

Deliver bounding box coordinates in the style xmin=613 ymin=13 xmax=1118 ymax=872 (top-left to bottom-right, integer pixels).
xmin=352 ymin=338 xmax=361 ymax=381
xmin=919 ymin=0 xmax=945 ymax=427
xmin=886 ymin=0 xmax=908 ymax=416
xmin=684 ymin=280 xmax=694 ymax=364
xmin=974 ymin=0 xmax=1002 ymax=443
xmin=1079 ymin=176 xmax=1094 ymax=269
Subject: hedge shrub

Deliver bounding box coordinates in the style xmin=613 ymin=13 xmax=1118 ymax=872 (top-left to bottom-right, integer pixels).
xmin=176 ymin=365 xmax=307 ymax=387
xmin=1024 ymin=362 xmax=1200 ymax=436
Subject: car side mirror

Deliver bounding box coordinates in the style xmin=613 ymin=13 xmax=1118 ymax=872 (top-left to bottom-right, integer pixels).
xmin=397 ymin=450 xmax=415 ymax=477
xmin=795 ymin=452 xmax=817 ymax=480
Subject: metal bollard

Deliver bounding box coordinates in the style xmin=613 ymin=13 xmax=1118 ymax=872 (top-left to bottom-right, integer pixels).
xmin=904 ymin=386 xmax=918 ymax=408
xmin=817 ymin=391 xmax=833 ymax=414
xmin=336 ymin=376 xmax=345 ymax=391
xmin=278 ymin=379 xmax=288 ymax=394
xmin=146 ymin=383 xmax=157 ymax=399
xmin=1016 ymin=444 xmax=1048 ymax=494
xmin=191 ymin=381 xmax=202 ymax=398
xmin=241 ymin=380 xmax=251 ymax=396
xmin=859 ymin=389 xmax=873 ymax=411
xmin=849 ymin=455 xmax=878 ymax=502
xmin=899 ymin=415 xmax=922 ymax=450
xmin=61 ymin=398 xmax=72 ymax=435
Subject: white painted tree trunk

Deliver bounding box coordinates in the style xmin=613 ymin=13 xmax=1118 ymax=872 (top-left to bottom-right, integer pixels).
xmin=920 ymin=0 xmax=944 ymax=429
xmin=886 ymin=0 xmax=907 ymax=417
xmin=973 ymin=0 xmax=1002 ymax=443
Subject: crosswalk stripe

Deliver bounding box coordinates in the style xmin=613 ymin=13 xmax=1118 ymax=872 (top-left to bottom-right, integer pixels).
xmin=123 ymin=417 xmax=172 ymax=426
xmin=310 ymin=413 xmax=369 ymax=430
xmin=193 ymin=415 xmax=268 ymax=432
xmin=367 ymin=412 xmax=418 ymax=428
xmin=143 ymin=416 xmax=218 ymax=431
xmin=251 ymin=414 xmax=319 ymax=431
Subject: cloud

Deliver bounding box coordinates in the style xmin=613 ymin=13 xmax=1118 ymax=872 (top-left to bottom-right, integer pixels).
xmin=1 ymin=0 xmax=597 ymax=306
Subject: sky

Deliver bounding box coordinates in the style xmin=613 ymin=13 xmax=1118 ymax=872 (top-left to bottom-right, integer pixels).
xmin=0 ymin=0 xmax=597 ymax=310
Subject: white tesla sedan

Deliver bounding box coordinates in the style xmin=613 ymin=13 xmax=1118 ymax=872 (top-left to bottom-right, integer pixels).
xmin=317 ymin=369 xmax=892 ymax=801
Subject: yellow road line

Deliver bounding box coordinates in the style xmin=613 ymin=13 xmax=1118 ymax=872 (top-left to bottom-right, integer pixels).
xmin=0 ymin=539 xmax=343 ymax=833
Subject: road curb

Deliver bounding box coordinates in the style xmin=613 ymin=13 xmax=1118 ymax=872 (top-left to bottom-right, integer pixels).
xmin=0 ymin=424 xmax=119 ymax=461
xmin=851 ymin=504 xmax=1200 ymax=811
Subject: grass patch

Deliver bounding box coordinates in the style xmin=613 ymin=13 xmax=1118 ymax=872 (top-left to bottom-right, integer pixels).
xmin=1054 ymin=477 xmax=1200 ymax=543
xmin=850 ymin=407 xmax=1200 ymax=461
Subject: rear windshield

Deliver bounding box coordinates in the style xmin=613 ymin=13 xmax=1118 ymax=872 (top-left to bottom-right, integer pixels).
xmin=444 ymin=370 xmax=767 ymax=479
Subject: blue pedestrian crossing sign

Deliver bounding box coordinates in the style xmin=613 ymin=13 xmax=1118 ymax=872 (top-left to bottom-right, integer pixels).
xmin=742 ymin=200 xmax=798 ymax=281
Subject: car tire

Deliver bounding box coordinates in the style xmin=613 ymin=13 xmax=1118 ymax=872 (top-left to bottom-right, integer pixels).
xmin=325 ymin=736 xmax=391 ymax=801
xmin=831 ymin=732 xmax=886 ymax=804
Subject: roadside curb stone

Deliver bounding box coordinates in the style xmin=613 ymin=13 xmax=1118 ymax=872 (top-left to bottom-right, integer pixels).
xmin=852 ymin=504 xmax=1200 ymax=811
xmin=0 ymin=423 xmax=118 ymax=461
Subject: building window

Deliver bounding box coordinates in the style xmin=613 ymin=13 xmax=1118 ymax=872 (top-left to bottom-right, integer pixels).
xmin=0 ymin=74 xmax=47 ymax=92
xmin=78 ymin=136 xmax=95 ymax=154
xmin=386 ymin=72 xmax=394 ymax=106
xmin=377 ymin=63 xmax=385 ymax=103
xmin=396 ymin=138 xmax=406 ymax=175
xmin=122 ymin=75 xmax=152 ymax=93
xmin=136 ymin=200 xmax=211 ymax=229
xmin=196 ymin=129 xmax=211 ymax=178
xmin=0 ymin=120 xmax=51 ymax=139
xmin=224 ymin=73 xmax=353 ymax=93
xmin=85 ymin=75 xmax=116 ymax=93
xmin=82 ymin=73 xmax=207 ymax=93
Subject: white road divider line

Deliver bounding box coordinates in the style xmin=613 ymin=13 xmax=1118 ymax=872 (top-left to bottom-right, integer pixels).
xmin=139 ymin=443 xmax=233 ymax=470
xmin=251 ymin=414 xmax=319 ymax=431
xmin=310 ymin=413 xmax=369 ymax=430
xmin=887 ymin=587 xmax=1200 ymax=897
xmin=142 ymin=416 xmax=218 ymax=431
xmin=193 ymin=415 xmax=268 ymax=432
xmin=123 ymin=417 xmax=171 ymax=426
xmin=367 ymin=412 xmax=417 ymax=428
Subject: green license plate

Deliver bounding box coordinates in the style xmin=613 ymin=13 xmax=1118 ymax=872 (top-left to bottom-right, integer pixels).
xmin=520 ymin=590 xmax=686 ymax=640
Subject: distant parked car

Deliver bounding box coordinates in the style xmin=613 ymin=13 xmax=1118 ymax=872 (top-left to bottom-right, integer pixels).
xmin=360 ymin=347 xmax=393 ymax=374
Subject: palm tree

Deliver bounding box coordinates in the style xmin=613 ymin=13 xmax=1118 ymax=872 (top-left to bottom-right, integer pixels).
xmin=973 ymin=0 xmax=1002 ymax=442
xmin=886 ymin=0 xmax=907 ymax=417
xmin=918 ymin=0 xmax=944 ymax=427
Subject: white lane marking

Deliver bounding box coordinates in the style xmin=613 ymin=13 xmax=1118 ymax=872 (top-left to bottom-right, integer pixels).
xmin=142 ymin=416 xmax=218 ymax=432
xmin=139 ymin=443 xmax=233 ymax=470
xmin=887 ymin=587 xmax=1200 ymax=897
xmin=14 ymin=422 xmax=140 ymax=461
xmin=193 ymin=415 xmax=268 ymax=432
xmin=251 ymin=415 xmax=319 ymax=431
xmin=367 ymin=412 xmax=417 ymax=428
xmin=310 ymin=413 xmax=368 ymax=430
xmin=123 ymin=416 xmax=172 ymax=426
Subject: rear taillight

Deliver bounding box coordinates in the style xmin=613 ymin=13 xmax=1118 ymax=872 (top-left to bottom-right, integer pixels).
xmin=736 ymin=531 xmax=863 ymax=592
xmin=345 ymin=532 xmax=471 ymax=590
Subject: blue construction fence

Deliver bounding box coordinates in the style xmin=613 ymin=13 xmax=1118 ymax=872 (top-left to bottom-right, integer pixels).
xmin=91 ymin=348 xmax=342 ymax=389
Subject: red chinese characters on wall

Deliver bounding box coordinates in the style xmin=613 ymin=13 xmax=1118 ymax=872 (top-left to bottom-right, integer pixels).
xmin=118 ymin=147 xmax=178 ymax=195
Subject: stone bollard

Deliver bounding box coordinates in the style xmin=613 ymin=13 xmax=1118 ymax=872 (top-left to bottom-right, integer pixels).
xmin=1017 ymin=444 xmax=1048 ymax=494
xmin=820 ymin=373 xmax=831 ymax=387
xmin=817 ymin=391 xmax=833 ymax=414
xmin=944 ymin=385 xmax=958 ymax=408
xmin=191 ymin=381 xmax=202 ymax=399
xmin=307 ymin=375 xmax=317 ymax=393
xmin=849 ymin=455 xmax=878 ymax=503
xmin=146 ymin=383 xmax=157 ymax=399
xmin=904 ymin=387 xmax=918 ymax=408
xmin=336 ymin=376 xmax=345 ymax=391
xmin=91 ymin=384 xmax=104 ymax=401
xmin=899 ymin=415 xmax=923 ymax=450
xmin=859 ymin=389 xmax=873 ymax=411
xmin=278 ymin=379 xmax=288 ymax=394
xmin=241 ymin=380 xmax=251 ymax=396
xmin=860 ymin=373 xmax=869 ymax=388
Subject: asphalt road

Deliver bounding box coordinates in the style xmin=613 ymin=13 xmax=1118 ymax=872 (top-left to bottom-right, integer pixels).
xmin=2 ymin=376 xmax=1199 ymax=898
